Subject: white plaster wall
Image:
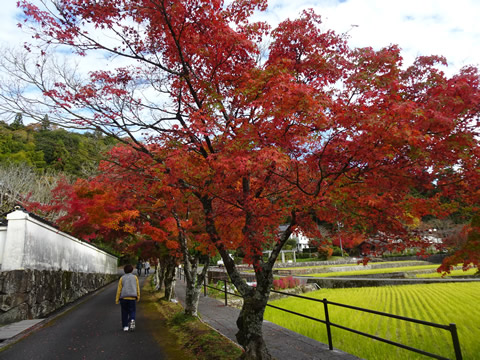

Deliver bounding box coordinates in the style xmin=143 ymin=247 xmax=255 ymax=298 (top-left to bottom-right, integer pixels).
xmin=0 ymin=227 xmax=6 ymax=266
xmin=2 ymin=212 xmax=27 ymax=271
xmin=1 ymin=210 xmax=117 ymax=274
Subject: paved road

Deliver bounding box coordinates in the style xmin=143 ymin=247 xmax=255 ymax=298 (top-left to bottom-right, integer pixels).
xmin=0 ymin=278 xmax=167 ymax=360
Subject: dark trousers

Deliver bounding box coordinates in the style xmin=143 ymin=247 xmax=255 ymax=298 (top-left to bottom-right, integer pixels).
xmin=120 ymin=299 xmax=136 ymax=327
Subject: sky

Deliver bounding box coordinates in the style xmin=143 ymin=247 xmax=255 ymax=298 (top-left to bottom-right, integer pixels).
xmin=259 ymin=0 xmax=480 ymax=75
xmin=1 ymin=0 xmax=479 ymax=76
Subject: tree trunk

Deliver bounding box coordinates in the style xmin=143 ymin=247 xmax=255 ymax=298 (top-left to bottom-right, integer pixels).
xmin=173 ymin=212 xmax=210 ymax=317
xmin=235 ymin=268 xmax=273 ymax=360
xmin=163 ymin=256 xmax=177 ymax=301
xmin=200 ymin=196 xmax=295 ymax=359
xmin=184 ymin=277 xmax=201 ymax=317
xmin=153 ymin=258 xmax=162 ymax=291
xmin=155 ymin=257 xmax=167 ymax=291
xmin=236 ymin=300 xmax=271 ymax=360
xmin=184 ymin=259 xmax=209 ymax=317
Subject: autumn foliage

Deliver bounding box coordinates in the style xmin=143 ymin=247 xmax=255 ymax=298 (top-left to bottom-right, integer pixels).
xmin=16 ymin=1 xmax=480 ymax=255
xmin=273 ymin=276 xmax=300 ymax=291
xmin=14 ymin=0 xmax=480 ymax=358
xmin=439 ymin=214 xmax=480 ymax=274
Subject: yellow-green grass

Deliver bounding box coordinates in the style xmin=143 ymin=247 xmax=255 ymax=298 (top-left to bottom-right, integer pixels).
xmin=309 ymin=264 xmax=440 ymax=277
xmin=275 ymin=261 xmax=422 ymax=271
xmin=264 ymin=282 xmax=480 ymax=360
xmin=416 ymin=268 xmax=478 ymax=278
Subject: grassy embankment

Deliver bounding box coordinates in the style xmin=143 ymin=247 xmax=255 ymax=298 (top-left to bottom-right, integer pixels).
xmin=276 ymin=261 xmax=477 ymax=278
xmin=276 ymin=260 xmax=428 ymax=271
xmin=139 ymin=279 xmax=243 ymax=360
xmin=306 ymin=264 xmax=478 ymax=277
xmin=416 ymin=268 xmax=478 ymax=278
xmin=309 ymin=264 xmax=439 ymax=277
xmin=264 ymin=282 xmax=480 ymax=359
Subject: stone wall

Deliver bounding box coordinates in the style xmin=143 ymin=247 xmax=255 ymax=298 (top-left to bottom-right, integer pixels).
xmin=0 ymin=269 xmax=119 ymax=325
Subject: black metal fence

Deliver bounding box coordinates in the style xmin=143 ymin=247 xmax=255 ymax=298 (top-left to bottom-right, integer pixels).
xmin=177 ymin=269 xmax=463 ymax=360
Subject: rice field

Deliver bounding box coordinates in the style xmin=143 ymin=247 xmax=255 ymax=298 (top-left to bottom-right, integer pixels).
xmin=264 ymin=282 xmax=480 ymax=359
xmin=416 ymin=268 xmax=478 ymax=278
xmin=309 ymin=264 xmax=440 ymax=277
xmin=275 ymin=260 xmax=417 ymax=271
xmin=307 ymin=264 xmax=478 ymax=278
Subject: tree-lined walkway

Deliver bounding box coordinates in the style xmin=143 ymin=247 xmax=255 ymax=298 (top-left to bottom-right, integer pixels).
xmin=0 ymin=278 xmax=166 ymax=360
xmin=174 ymin=278 xmax=361 ymax=360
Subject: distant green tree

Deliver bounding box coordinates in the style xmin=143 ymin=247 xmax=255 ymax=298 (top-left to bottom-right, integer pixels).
xmin=40 ymin=114 xmax=51 ymax=131
xmin=283 ymin=237 xmax=298 ymax=250
xmin=34 ymin=129 xmax=83 ymax=174
xmin=11 ymin=113 xmax=24 ymax=130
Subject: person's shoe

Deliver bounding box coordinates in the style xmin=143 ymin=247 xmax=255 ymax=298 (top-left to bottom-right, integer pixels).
xmin=123 ymin=326 xmax=129 ymax=332
xmin=129 ymin=319 xmax=135 ymax=331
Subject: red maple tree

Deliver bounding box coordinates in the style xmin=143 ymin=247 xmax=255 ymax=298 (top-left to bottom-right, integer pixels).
xmin=42 ymin=145 xmax=213 ymax=310
xmin=11 ymin=1 xmax=480 ymax=358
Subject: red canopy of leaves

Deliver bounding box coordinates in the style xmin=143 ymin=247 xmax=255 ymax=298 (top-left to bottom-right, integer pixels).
xmin=17 ymin=0 xmax=480 ymax=268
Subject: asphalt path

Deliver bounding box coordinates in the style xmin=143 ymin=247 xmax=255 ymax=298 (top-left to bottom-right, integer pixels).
xmin=0 ymin=277 xmax=167 ymax=360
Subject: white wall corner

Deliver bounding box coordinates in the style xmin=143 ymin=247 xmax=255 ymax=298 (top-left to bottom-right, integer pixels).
xmin=2 ymin=211 xmax=29 ymax=270
xmin=6 ymin=210 xmax=29 ymax=221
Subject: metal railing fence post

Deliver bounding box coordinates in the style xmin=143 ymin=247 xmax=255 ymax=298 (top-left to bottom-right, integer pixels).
xmin=224 ymin=280 xmax=228 ymax=306
xmin=449 ymin=323 xmax=463 ymax=360
xmin=323 ymin=298 xmax=334 ymax=350
xmin=204 ymin=276 xmax=207 ymax=296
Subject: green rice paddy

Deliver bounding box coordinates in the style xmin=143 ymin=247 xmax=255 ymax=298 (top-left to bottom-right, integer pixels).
xmin=309 ymin=264 xmax=440 ymax=277
xmin=275 ymin=260 xmax=411 ymax=271
xmin=415 ymin=268 xmax=478 ymax=278
xmin=264 ymin=282 xmax=480 ymax=359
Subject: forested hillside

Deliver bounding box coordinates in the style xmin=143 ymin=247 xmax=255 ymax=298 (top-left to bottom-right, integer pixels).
xmin=0 ymin=116 xmax=116 ymax=176
xmin=0 ymin=115 xmax=117 ymax=214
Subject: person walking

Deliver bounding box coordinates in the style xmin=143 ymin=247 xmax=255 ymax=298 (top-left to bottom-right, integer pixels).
xmin=136 ymin=260 xmax=143 ymax=276
xmin=144 ymin=260 xmax=150 ymax=275
xmin=115 ymin=264 xmax=140 ymax=332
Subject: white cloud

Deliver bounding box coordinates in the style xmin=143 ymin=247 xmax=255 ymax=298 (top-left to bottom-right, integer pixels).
xmin=330 ymin=1 xmax=478 ymax=71
xmin=2 ymin=0 xmax=479 ymax=76
xmin=0 ymin=2 xmax=28 ymax=46
xmin=252 ymin=0 xmax=480 ymax=74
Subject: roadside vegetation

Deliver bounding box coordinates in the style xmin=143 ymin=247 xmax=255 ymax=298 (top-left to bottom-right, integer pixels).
xmin=140 ymin=279 xmax=243 ymax=360
xmin=264 ymin=282 xmax=480 ymax=359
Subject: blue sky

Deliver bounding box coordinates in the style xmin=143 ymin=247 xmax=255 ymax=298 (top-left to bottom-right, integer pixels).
xmin=257 ymin=0 xmax=480 ymax=75
xmin=1 ymin=0 xmax=479 ymax=76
